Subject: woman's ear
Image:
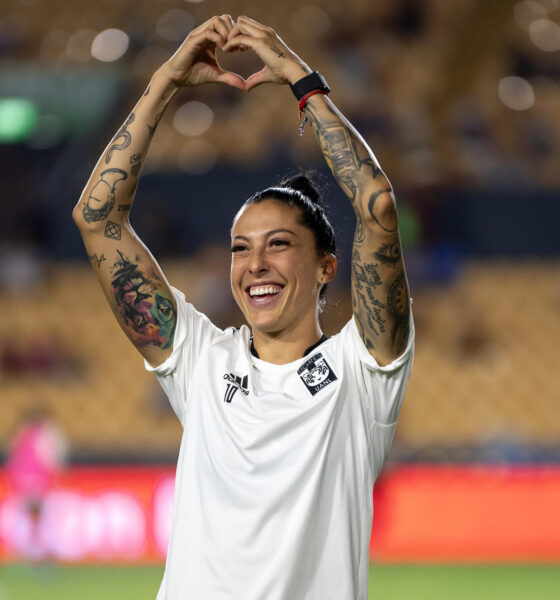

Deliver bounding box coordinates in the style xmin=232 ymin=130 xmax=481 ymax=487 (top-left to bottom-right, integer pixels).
xmin=319 ymin=253 xmax=337 ymax=284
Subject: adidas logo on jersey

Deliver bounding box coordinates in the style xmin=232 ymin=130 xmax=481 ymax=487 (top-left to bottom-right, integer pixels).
xmin=297 ymin=352 xmax=337 ymax=396
xmin=223 ymin=373 xmax=249 ymax=403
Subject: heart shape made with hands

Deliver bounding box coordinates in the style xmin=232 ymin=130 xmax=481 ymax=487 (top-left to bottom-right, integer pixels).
xmin=217 ymin=45 xmax=266 ymax=91
xmin=200 ymin=18 xmax=292 ymax=92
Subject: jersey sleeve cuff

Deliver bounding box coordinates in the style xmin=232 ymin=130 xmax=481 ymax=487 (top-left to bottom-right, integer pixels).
xmin=350 ymin=306 xmax=415 ymax=373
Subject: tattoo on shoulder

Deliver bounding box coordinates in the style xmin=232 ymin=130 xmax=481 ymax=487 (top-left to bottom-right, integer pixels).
xmin=111 ymin=250 xmax=176 ymax=349
xmin=88 ymin=252 xmax=106 ymax=268
xmin=105 ymin=113 xmax=135 ymax=164
xmin=83 ymin=168 xmax=128 ymax=223
xmin=104 ymin=220 xmax=121 ymax=240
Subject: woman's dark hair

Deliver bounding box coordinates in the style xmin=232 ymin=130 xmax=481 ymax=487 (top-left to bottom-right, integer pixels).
xmin=242 ymin=173 xmax=336 ymax=299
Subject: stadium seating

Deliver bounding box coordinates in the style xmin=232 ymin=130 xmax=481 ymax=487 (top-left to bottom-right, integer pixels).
xmin=1 ymin=260 xmax=558 ymax=460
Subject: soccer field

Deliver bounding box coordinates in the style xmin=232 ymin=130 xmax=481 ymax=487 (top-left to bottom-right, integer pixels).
xmin=0 ymin=564 xmax=558 ymax=599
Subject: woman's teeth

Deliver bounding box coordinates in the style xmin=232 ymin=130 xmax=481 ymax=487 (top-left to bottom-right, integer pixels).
xmin=249 ymin=285 xmax=281 ymax=297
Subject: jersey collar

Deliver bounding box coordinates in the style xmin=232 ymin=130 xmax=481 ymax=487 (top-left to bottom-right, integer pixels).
xmin=250 ymin=334 xmax=328 ymax=360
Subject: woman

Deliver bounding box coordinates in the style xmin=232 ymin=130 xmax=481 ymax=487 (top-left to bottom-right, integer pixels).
xmin=73 ymin=15 xmax=414 ymax=600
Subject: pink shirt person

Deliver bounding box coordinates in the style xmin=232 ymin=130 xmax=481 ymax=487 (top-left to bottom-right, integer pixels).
xmin=6 ymin=417 xmax=66 ymax=499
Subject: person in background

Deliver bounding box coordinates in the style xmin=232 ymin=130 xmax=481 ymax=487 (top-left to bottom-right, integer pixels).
xmin=6 ymin=409 xmax=67 ymax=561
xmin=73 ymin=15 xmax=413 ymax=599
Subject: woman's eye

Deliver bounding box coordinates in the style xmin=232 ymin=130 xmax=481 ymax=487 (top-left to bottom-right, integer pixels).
xmin=231 ymin=245 xmax=248 ymax=253
xmin=270 ymin=239 xmax=289 ymax=248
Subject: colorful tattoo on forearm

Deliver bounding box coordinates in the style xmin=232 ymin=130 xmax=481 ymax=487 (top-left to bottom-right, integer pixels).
xmin=110 ymin=251 xmax=175 ymax=348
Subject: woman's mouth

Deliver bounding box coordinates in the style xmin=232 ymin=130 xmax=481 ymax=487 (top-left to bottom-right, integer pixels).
xmin=246 ymin=284 xmax=283 ymax=307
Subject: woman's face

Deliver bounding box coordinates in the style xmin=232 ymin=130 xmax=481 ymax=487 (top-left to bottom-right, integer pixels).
xmin=230 ymin=199 xmax=335 ymax=337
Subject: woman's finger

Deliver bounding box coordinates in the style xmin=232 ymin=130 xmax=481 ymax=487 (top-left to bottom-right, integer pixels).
xmin=187 ymin=29 xmax=225 ymax=51
xmin=222 ymin=33 xmax=257 ymax=53
xmin=210 ymin=15 xmax=233 ymax=43
xmin=245 ymin=68 xmax=273 ymax=91
xmin=236 ymin=15 xmax=270 ymax=32
xmin=214 ymin=69 xmax=247 ymax=90
xmin=226 ymin=21 xmax=253 ymax=43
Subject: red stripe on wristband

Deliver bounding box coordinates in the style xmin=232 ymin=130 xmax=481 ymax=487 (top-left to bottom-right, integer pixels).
xmin=298 ymin=89 xmax=329 ymax=119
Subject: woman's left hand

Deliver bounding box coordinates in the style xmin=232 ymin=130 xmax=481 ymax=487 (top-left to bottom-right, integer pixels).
xmin=223 ymin=16 xmax=311 ymax=91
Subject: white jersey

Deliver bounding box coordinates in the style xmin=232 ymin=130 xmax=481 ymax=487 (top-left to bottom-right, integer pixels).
xmin=146 ymin=287 xmax=414 ymax=600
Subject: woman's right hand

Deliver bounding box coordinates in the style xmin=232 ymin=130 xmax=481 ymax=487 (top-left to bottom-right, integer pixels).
xmin=158 ymin=15 xmax=246 ymax=90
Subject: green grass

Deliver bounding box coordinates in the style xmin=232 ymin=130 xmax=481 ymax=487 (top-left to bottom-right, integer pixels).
xmin=0 ymin=564 xmax=558 ymax=599
xmin=370 ymin=564 xmax=560 ymax=599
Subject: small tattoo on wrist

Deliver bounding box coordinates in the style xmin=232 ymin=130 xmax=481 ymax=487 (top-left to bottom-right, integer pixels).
xmin=270 ymin=47 xmax=285 ymax=59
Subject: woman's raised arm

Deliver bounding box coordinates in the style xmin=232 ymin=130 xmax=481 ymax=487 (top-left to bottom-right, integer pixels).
xmin=225 ymin=16 xmax=411 ymax=365
xmin=72 ymin=15 xmax=245 ymax=366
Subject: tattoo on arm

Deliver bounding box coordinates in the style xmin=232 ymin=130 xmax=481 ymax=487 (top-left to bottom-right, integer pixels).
xmin=128 ymin=180 xmax=139 ymax=198
xmin=147 ymin=108 xmax=165 ymax=140
xmin=367 ymin=189 xmax=397 ymax=232
xmin=130 ymin=153 xmax=142 ymax=173
xmin=104 ymin=221 xmax=121 ymax=240
xmin=83 ymin=168 xmax=128 ymax=223
xmin=88 ymin=253 xmax=106 ymax=268
xmin=111 ymin=250 xmax=176 ymax=349
xmin=374 ymin=238 xmax=401 ymax=267
xmin=105 ymin=113 xmax=135 ymax=164
xmin=304 ymin=104 xmax=383 ymax=201
xmin=354 ymin=214 xmax=365 ymax=245
xmin=387 ymin=270 xmax=410 ymax=354
xmin=352 ymin=248 xmax=386 ymax=347
xmin=117 ymin=203 xmax=132 ymax=211
xmin=359 ymin=157 xmax=382 ymax=179
xmin=352 ymin=246 xmax=410 ymax=355
xmin=321 ymin=127 xmax=359 ymax=181
xmin=270 ymin=47 xmax=285 ymax=58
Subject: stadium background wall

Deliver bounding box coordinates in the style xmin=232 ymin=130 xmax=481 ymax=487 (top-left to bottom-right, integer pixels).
xmin=1 ymin=465 xmax=559 ymax=564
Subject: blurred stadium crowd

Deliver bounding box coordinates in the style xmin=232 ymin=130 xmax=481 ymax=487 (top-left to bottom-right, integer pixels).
xmin=1 ymin=0 xmax=559 ymax=467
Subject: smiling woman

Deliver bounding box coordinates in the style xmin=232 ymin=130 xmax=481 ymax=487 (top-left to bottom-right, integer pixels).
xmin=72 ymin=14 xmax=414 ymax=600
xmin=230 ymin=176 xmax=337 ymax=363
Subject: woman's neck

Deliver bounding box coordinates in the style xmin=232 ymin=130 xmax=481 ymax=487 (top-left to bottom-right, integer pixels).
xmin=251 ymin=322 xmax=324 ymax=364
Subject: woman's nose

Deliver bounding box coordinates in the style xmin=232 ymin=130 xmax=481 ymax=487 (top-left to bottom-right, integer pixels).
xmin=248 ymin=248 xmax=268 ymax=274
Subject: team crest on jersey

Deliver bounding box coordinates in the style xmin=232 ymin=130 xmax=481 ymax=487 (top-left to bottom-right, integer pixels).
xmin=223 ymin=373 xmax=249 ymax=403
xmin=297 ymin=353 xmax=337 ymax=396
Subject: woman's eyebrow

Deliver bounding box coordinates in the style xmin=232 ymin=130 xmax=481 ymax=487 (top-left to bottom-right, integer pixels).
xmin=266 ymin=229 xmax=295 ymax=237
xmin=232 ymin=229 xmax=296 ymax=241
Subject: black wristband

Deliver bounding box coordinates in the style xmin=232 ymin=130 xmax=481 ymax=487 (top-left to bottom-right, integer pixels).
xmin=289 ymin=71 xmax=330 ymax=101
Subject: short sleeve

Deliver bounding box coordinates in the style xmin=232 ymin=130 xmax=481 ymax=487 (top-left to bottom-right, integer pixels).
xmin=340 ymin=310 xmax=415 ymax=426
xmin=144 ymin=286 xmax=225 ymax=425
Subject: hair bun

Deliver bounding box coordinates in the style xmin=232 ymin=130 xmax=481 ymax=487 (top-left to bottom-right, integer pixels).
xmin=281 ymin=173 xmax=321 ymax=205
